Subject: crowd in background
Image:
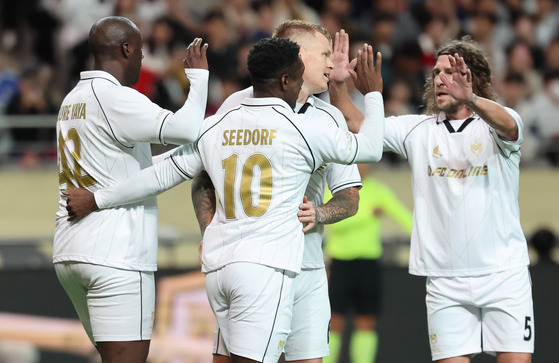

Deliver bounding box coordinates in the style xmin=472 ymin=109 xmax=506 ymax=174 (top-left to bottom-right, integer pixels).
xmin=1 ymin=0 xmax=559 ymax=166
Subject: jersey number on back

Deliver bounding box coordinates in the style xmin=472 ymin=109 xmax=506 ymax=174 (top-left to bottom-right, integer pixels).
xmin=222 ymin=153 xmax=272 ymax=219
xmin=58 ymin=128 xmax=97 ymax=189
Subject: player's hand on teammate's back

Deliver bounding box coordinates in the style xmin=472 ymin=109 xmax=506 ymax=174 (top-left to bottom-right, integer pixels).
xmin=350 ymin=43 xmax=383 ymax=95
xmin=298 ymin=196 xmax=316 ymax=232
xmin=62 ymin=189 xmax=99 ymax=221
xmin=183 ymin=38 xmax=209 ymax=70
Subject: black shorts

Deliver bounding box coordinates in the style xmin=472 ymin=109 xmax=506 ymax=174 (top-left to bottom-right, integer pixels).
xmin=328 ymin=258 xmax=382 ymax=316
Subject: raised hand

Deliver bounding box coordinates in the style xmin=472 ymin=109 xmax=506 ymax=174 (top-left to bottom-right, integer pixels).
xmin=330 ymin=29 xmax=357 ymax=84
xmin=350 ymin=43 xmax=383 ymax=95
xmin=440 ymin=53 xmax=474 ymax=103
xmin=62 ymin=188 xmax=98 ymax=221
xmin=183 ymin=38 xmax=209 ymax=70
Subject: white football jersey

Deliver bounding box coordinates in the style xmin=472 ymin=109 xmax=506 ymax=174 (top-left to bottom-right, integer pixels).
xmin=216 ymin=88 xmax=362 ymax=269
xmin=95 ymin=93 xmax=383 ymax=274
xmin=384 ymin=109 xmax=530 ymax=277
xmin=53 ymin=69 xmax=208 ymax=271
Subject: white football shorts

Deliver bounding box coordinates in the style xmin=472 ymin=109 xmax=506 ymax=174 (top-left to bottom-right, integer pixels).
xmin=426 ymin=266 xmax=534 ymax=361
xmin=54 ymin=262 xmax=155 ymax=344
xmin=284 ymin=267 xmax=330 ymax=361
xmin=206 ymin=262 xmax=295 ymax=363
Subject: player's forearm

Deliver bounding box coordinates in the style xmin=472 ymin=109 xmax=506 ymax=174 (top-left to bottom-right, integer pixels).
xmin=191 ymin=171 xmax=216 ymax=236
xmin=95 ymin=159 xmax=185 ymax=209
xmin=353 ymin=91 xmax=385 ymax=163
xmin=465 ymin=95 xmax=519 ymax=141
xmin=329 ymin=80 xmax=365 ymax=133
xmin=315 ymin=186 xmax=359 ymax=225
xmin=160 ymin=69 xmax=209 ymax=145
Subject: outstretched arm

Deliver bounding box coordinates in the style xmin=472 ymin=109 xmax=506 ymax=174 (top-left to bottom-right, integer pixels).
xmin=329 ymin=29 xmax=365 ymax=133
xmin=441 ymin=53 xmax=518 ymax=141
xmin=64 ymin=149 xmax=197 ymax=221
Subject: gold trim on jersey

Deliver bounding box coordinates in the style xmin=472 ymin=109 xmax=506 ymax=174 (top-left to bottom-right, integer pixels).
xmin=433 ymin=145 xmax=443 ymax=158
xmin=471 ymin=143 xmax=482 ymax=156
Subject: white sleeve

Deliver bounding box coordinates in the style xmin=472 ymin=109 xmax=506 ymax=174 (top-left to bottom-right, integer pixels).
xmin=352 ymin=91 xmax=385 ymax=163
xmin=105 ymin=69 xmax=208 ymax=146
xmin=159 ymin=68 xmax=209 ymax=145
xmin=491 ymin=107 xmax=523 ymax=156
xmin=216 ymin=87 xmax=253 ymax=115
xmin=152 ymin=146 xmax=179 ymax=164
xmin=303 ymin=92 xmax=384 ymax=167
xmin=94 ymin=155 xmax=187 ymax=209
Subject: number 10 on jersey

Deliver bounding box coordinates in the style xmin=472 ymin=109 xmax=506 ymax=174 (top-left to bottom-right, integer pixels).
xmin=222 ymin=153 xmax=272 ymax=219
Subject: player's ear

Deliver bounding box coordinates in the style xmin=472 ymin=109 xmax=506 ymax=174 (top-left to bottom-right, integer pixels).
xmin=122 ymin=43 xmax=130 ymax=59
xmin=280 ymin=73 xmax=289 ymax=91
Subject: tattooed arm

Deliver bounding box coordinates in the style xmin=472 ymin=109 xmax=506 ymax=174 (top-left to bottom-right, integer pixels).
xmin=191 ymin=170 xmax=216 ymax=236
xmin=316 ymin=186 xmax=360 ymax=224
xmin=299 ymin=186 xmax=360 ymax=231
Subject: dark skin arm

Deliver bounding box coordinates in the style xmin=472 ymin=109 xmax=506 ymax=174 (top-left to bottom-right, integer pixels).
xmin=191 ymin=170 xmax=216 ymax=266
xmin=191 ymin=170 xmax=216 ymax=237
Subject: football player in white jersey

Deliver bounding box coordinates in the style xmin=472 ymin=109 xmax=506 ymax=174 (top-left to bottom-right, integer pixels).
xmin=63 ymin=37 xmax=385 ymax=363
xmin=192 ymin=21 xmax=362 ymax=363
xmin=329 ymin=36 xmax=533 ymax=363
xmin=54 ymin=16 xmax=209 ymax=363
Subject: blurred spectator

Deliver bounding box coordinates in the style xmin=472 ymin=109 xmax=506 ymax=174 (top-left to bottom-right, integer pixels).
xmin=0 ymin=51 xmax=19 ymax=113
xmin=390 ymin=39 xmax=425 ymax=112
xmin=412 ymin=3 xmax=453 ymax=74
xmin=533 ymin=0 xmax=559 ymax=49
xmin=270 ymin=0 xmax=321 ymax=28
xmin=319 ymin=0 xmax=359 ymax=38
xmin=505 ymin=40 xmax=543 ymax=98
xmin=525 ymin=68 xmax=559 ymax=166
xmin=43 ymin=0 xmax=114 ymax=91
xmin=467 ymin=6 xmax=507 ymax=80
xmin=544 ymin=36 xmax=559 ymax=70
xmin=384 ymin=78 xmax=415 ymax=117
xmin=250 ymin=1 xmax=276 ymax=40
xmin=220 ymin=0 xmax=258 ymax=39
xmin=530 ymin=228 xmax=558 ymax=265
xmin=498 ymin=72 xmax=538 ymax=163
xmin=6 ymin=65 xmax=57 ymax=116
xmin=202 ymin=10 xmax=239 ymax=79
xmin=201 ymin=9 xmax=240 ymax=110
xmin=5 ymin=64 xmax=57 ymax=166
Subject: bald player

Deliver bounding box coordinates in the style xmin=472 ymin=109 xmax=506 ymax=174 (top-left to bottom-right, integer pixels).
xmin=53 ymin=16 xmax=209 ymax=363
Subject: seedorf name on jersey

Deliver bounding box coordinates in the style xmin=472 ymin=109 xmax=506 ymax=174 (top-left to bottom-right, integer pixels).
xmin=222 ymin=128 xmax=277 ymax=146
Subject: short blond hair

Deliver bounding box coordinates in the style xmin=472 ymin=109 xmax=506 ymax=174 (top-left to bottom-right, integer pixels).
xmin=273 ymin=20 xmax=331 ymax=43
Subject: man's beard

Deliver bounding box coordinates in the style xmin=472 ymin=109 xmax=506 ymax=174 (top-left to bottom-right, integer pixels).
xmin=437 ymin=98 xmax=463 ymax=116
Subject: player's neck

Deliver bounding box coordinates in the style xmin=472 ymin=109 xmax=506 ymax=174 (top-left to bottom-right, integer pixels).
xmin=446 ymin=106 xmax=473 ymax=120
xmin=297 ymin=86 xmax=313 ymax=104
